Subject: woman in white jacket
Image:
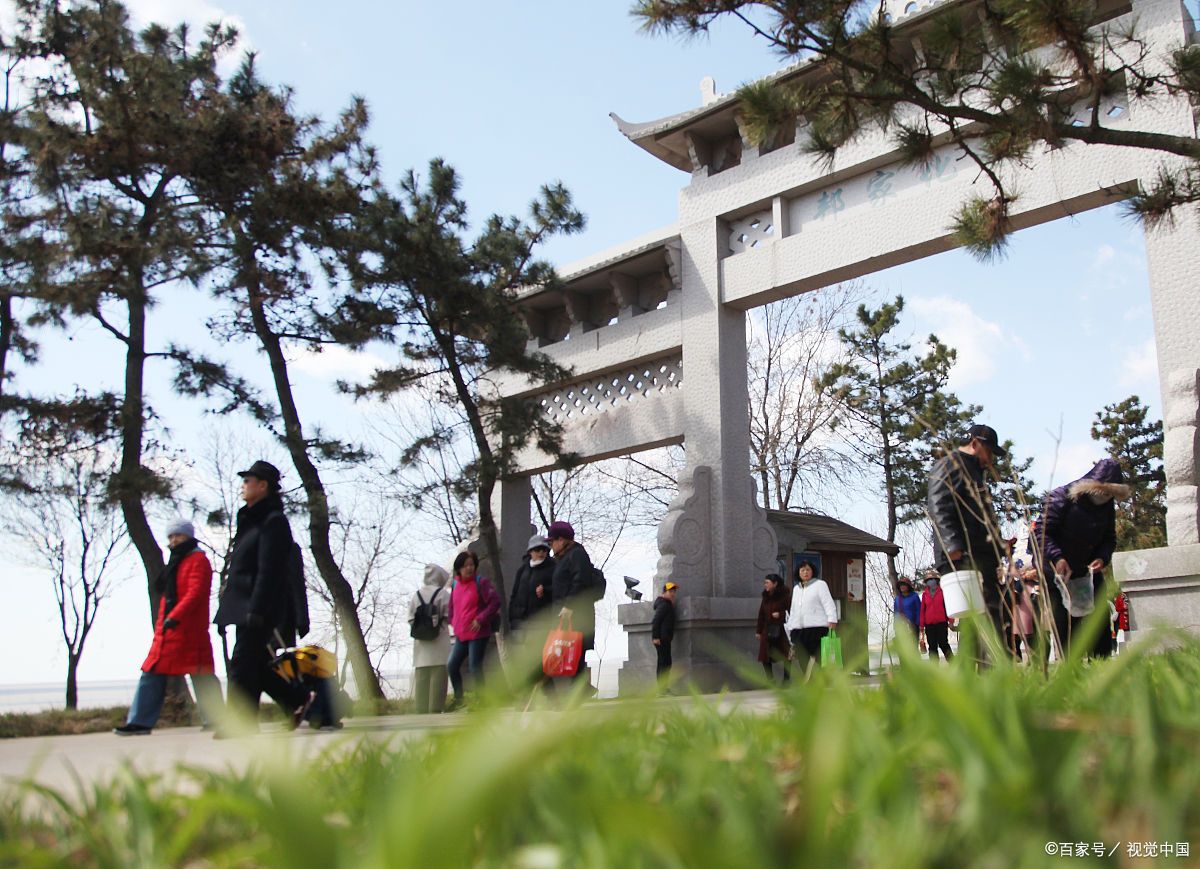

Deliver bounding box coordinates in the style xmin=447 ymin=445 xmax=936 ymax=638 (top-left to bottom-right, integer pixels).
xmin=408 ymin=563 xmax=452 ymax=713
xmin=784 ymin=561 xmax=838 ymax=674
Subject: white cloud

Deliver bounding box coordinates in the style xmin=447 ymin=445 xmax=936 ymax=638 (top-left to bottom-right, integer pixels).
xmin=125 ymin=0 xmax=246 ymax=33
xmin=124 ymin=0 xmax=251 ymax=74
xmin=287 ymin=345 xmax=388 ymax=382
xmin=1034 ymin=440 xmax=1102 ymax=491
xmin=1091 ymin=244 xmax=1116 ymax=270
xmin=1118 ymin=337 xmax=1158 ymax=389
xmin=907 ymin=296 xmax=1030 ymax=389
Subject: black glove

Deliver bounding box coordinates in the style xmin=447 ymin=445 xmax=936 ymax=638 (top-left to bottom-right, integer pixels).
xmin=245 ymin=612 xmax=264 ymax=629
xmin=163 ymin=617 xmax=180 ymax=631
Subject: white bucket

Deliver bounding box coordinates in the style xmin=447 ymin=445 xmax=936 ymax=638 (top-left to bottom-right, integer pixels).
xmin=941 ymin=569 xmax=984 ymax=618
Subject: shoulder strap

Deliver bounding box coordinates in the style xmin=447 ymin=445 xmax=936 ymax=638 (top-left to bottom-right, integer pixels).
xmin=429 ymin=588 xmax=440 ymax=604
xmin=416 ymin=590 xmax=427 ymax=607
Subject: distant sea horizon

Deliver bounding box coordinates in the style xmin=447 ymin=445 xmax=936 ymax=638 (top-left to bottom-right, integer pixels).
xmin=3 ymin=662 xmax=626 ymax=714
xmin=0 ymin=671 xmax=413 ymax=716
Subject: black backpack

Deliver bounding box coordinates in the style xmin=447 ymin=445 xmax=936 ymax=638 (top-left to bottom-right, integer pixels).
xmin=589 ymin=564 xmax=608 ymax=601
xmin=410 ymin=588 xmax=443 ymax=641
xmin=287 ymin=542 xmax=310 ymax=639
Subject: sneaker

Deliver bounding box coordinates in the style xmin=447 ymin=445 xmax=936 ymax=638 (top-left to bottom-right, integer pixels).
xmin=316 ymin=722 xmax=343 ymax=732
xmin=113 ymin=723 xmax=152 ymax=736
xmin=292 ymin=691 xmax=317 ymax=729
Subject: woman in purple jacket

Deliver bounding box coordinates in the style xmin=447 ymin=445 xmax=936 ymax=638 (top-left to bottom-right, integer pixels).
xmin=1033 ymin=458 xmax=1130 ymax=659
xmin=446 ymin=551 xmax=501 ymax=710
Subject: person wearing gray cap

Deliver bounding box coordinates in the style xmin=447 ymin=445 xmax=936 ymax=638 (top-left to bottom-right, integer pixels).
xmin=114 ymin=520 xmax=222 ymax=735
xmin=509 ymin=534 xmax=555 ymax=633
xmin=508 ymin=534 xmax=557 ymax=692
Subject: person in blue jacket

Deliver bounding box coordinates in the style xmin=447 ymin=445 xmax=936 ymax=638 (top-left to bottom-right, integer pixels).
xmin=893 ymin=577 xmax=921 ymax=644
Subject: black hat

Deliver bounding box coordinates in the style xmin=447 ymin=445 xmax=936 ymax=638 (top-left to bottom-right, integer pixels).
xmin=237 ymin=460 xmax=282 ymax=489
xmin=963 ymin=424 xmax=1007 ymax=457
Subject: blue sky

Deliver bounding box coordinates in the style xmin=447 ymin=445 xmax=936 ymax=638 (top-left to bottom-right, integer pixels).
xmin=2 ymin=0 xmax=1167 ymax=688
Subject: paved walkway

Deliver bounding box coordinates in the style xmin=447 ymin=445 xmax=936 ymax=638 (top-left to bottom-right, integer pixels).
xmin=0 ymin=690 xmax=785 ymax=792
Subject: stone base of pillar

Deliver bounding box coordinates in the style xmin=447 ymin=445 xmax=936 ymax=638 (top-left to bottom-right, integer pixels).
xmin=616 ymin=597 xmax=762 ymax=695
xmin=1113 ymin=544 xmax=1200 ymax=635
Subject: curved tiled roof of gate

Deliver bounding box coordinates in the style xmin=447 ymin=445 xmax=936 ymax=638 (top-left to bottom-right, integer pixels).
xmin=609 ymin=0 xmax=965 ymax=169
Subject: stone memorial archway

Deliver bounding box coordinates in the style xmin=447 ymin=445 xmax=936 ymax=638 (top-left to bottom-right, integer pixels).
xmin=496 ymin=0 xmax=1200 ymax=691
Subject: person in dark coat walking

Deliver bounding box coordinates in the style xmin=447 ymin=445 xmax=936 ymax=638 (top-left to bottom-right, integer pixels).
xmin=651 ymin=582 xmax=678 ymax=685
xmin=547 ymin=520 xmax=603 ymax=687
xmin=509 ymin=534 xmax=555 ymax=632
xmin=756 ymin=573 xmax=791 ymax=684
xmin=115 ymin=519 xmax=222 ymax=735
xmin=214 ymin=460 xmax=311 ymax=733
xmin=927 ymin=424 xmax=1008 ymax=642
xmin=1031 ymin=458 xmax=1130 ymax=659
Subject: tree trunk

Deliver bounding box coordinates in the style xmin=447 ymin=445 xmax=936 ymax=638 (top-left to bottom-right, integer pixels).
xmin=476 ymin=470 xmax=509 ymax=636
xmin=116 ymin=294 xmax=165 ymax=622
xmin=0 ymin=294 xmax=12 ymax=401
xmin=438 ymin=334 xmax=509 ymax=636
xmin=64 ymin=653 xmax=79 ymax=710
xmin=245 ymin=287 xmax=383 ymax=700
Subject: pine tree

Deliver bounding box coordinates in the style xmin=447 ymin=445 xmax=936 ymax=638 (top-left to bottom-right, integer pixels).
xmin=8 ymin=1 xmax=254 ymax=616
xmin=821 ymin=296 xmax=977 ymax=582
xmin=1091 ymin=395 xmax=1166 ymax=549
xmin=346 ymin=161 xmax=585 ymax=630
xmin=185 ymin=58 xmax=386 ymax=698
xmin=635 ymin=0 xmax=1200 ymax=253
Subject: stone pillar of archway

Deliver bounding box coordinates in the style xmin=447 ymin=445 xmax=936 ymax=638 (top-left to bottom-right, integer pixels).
xmin=1113 ymin=206 xmax=1200 ymax=628
xmin=1145 ymin=213 xmax=1200 ymax=547
xmin=618 ymin=216 xmax=779 ymax=694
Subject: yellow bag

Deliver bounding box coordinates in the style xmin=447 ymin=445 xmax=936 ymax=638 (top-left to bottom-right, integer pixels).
xmin=274 ymin=645 xmax=337 ymax=680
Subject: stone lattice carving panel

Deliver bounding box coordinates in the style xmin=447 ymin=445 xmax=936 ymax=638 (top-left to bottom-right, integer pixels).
xmin=1068 ymin=89 xmax=1130 ymax=129
xmin=538 ymin=356 xmax=683 ymax=424
xmin=727 ymin=210 xmax=774 ymax=254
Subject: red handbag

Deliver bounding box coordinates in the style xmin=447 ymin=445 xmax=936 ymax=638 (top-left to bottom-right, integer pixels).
xmin=542 ymin=614 xmax=583 ymax=677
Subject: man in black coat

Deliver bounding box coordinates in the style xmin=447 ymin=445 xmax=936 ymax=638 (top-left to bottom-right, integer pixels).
xmin=214 ymin=460 xmax=310 ymax=731
xmin=509 ymin=534 xmax=555 ymax=632
xmin=547 ymin=520 xmax=603 ymax=685
xmin=651 ymin=581 xmax=678 ymax=686
xmin=927 ymin=424 xmax=1008 ymax=639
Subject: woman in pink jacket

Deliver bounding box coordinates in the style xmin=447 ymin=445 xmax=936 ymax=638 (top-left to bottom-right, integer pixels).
xmin=446 ymin=550 xmax=501 ymax=710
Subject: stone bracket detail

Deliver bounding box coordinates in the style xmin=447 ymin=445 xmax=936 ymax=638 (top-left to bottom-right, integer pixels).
xmin=1164 ymin=367 xmax=1200 ymax=545
xmin=654 ymin=464 xmax=715 ymax=594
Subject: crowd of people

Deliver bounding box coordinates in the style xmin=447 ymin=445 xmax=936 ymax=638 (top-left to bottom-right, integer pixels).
xmin=114 ymin=426 xmax=1137 ymax=733
xmin=923 ymin=425 xmax=1132 ymax=664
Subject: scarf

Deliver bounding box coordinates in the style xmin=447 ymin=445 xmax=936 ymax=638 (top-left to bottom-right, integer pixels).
xmin=156 ymin=537 xmax=200 ymax=619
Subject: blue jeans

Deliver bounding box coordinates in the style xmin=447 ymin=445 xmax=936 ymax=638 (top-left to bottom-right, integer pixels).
xmin=446 ymin=638 xmax=489 ymax=701
xmin=126 ymin=671 xmax=223 ymax=729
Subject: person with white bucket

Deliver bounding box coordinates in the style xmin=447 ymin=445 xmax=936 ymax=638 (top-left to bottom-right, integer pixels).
xmin=927 ymin=424 xmax=1009 ymax=650
xmin=1031 ymin=458 xmax=1130 ymax=660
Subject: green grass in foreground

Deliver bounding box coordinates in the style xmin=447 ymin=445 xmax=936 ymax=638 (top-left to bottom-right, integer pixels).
xmin=3 ymin=635 xmax=1200 ymax=867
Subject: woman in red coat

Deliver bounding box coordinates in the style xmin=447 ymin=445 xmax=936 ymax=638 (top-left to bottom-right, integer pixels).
xmin=756 ymin=573 xmax=792 ymax=684
xmin=115 ymin=520 xmax=222 ymax=735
